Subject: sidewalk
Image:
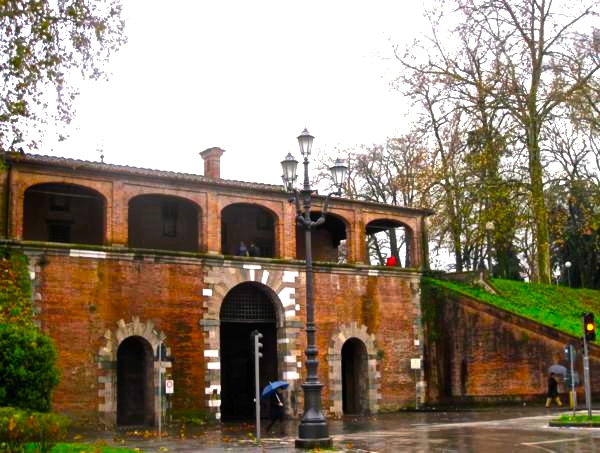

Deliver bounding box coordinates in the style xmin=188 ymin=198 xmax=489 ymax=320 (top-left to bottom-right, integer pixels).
xmin=71 ymin=407 xmax=594 ymax=452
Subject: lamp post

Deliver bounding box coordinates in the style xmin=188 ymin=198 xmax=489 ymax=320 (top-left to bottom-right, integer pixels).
xmin=485 ymin=221 xmax=495 ymax=276
xmin=281 ymin=128 xmax=347 ymax=449
xmin=565 ymin=261 xmax=572 ymax=288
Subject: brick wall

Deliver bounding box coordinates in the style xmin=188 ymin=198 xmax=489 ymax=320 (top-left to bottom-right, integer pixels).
xmin=36 ymin=252 xmax=205 ymax=417
xmin=423 ymin=285 xmax=600 ymax=403
xmin=28 ymin=246 xmax=423 ymax=421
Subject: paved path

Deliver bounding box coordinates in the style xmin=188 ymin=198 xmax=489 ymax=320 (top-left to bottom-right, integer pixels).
xmin=74 ymin=407 xmax=600 ymax=452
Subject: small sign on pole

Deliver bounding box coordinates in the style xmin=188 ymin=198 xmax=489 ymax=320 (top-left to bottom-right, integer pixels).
xmin=165 ymin=379 xmax=174 ymax=394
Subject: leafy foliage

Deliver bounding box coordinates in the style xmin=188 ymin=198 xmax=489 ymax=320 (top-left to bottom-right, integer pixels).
xmin=0 ymin=0 xmax=127 ymax=149
xmin=424 ymin=277 xmax=600 ymax=339
xmin=0 ymin=249 xmax=33 ymax=326
xmin=0 ymin=324 xmax=60 ymax=412
xmin=394 ymin=0 xmax=599 ymax=283
xmin=0 ymin=407 xmax=69 ymax=453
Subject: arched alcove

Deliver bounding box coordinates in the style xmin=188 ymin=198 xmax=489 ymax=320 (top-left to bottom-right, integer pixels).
xmin=128 ymin=194 xmax=200 ymax=252
xmin=341 ymin=338 xmax=369 ymax=414
xmin=296 ymin=212 xmax=348 ymax=262
xmin=365 ymin=218 xmax=414 ymax=267
xmin=117 ymin=336 xmax=155 ymax=426
xmin=23 ymin=183 xmax=105 ymax=244
xmin=221 ymin=203 xmax=277 ymax=257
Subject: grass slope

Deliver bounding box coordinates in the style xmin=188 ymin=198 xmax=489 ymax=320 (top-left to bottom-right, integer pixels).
xmin=425 ymin=277 xmax=600 ymax=340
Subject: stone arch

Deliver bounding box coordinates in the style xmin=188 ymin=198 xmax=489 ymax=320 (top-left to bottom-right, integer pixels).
xmin=220 ymin=202 xmax=279 ymax=257
xmin=200 ymin=264 xmax=302 ymax=420
xmin=97 ymin=317 xmax=169 ymax=427
xmin=327 ymin=322 xmax=380 ymax=416
xmin=296 ymin=211 xmax=350 ymax=263
xmin=365 ymin=217 xmax=417 ymax=267
xmin=128 ymin=193 xmax=202 ymax=252
xmin=23 ymin=182 xmax=107 ymax=245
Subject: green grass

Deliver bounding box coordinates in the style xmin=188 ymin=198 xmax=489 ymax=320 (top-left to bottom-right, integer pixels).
xmin=424 ymin=277 xmax=600 ymax=340
xmin=552 ymin=414 xmax=600 ymax=425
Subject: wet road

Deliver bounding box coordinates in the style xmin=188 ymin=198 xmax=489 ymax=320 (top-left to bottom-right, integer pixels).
xmin=76 ymin=407 xmax=600 ymax=452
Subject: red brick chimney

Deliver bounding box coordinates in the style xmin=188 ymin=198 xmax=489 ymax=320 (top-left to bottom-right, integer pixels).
xmin=200 ymin=147 xmax=225 ymax=179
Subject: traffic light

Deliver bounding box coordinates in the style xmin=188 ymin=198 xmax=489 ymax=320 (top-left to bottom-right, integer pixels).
xmin=253 ymin=330 xmax=263 ymax=359
xmin=583 ymin=312 xmax=596 ymax=342
xmin=564 ymin=344 xmax=576 ymax=362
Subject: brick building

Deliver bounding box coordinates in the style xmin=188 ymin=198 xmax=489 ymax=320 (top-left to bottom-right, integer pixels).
xmin=0 ymin=149 xmax=431 ymax=426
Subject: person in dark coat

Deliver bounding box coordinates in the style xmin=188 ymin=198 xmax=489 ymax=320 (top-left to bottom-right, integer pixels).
xmin=546 ymin=372 xmax=562 ymax=408
xmin=249 ymin=242 xmax=260 ymax=257
xmin=265 ymin=388 xmax=285 ymax=434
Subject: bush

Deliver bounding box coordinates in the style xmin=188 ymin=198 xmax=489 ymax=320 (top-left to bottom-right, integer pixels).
xmin=0 ymin=407 xmax=70 ymax=453
xmin=0 ymin=325 xmax=60 ymax=412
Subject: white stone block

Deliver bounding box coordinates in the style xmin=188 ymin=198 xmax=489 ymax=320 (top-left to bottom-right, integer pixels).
xmin=207 ymin=362 xmax=220 ymax=370
xmin=283 ymin=271 xmax=299 ymax=283
xmin=202 ymin=288 xmax=213 ymax=297
xmin=204 ymin=349 xmax=219 ymax=358
xmin=283 ymin=371 xmax=299 ymax=380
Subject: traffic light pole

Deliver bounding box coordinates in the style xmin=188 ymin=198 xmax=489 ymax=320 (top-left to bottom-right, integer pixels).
xmin=253 ymin=331 xmax=263 ymax=442
xmin=583 ymin=333 xmax=592 ymax=417
xmin=567 ymin=344 xmax=576 ymax=416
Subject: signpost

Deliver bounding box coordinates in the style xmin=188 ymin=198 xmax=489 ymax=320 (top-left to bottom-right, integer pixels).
xmin=564 ymin=344 xmax=577 ymax=415
xmin=411 ymin=358 xmax=421 ymax=410
xmin=156 ymin=343 xmax=163 ymax=439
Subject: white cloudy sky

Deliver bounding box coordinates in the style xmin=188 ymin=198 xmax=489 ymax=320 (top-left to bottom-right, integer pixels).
xmin=45 ymin=1 xmax=430 ymax=184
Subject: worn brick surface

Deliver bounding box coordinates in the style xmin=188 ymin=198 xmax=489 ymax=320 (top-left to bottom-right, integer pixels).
xmin=424 ymin=292 xmax=600 ymax=403
xmin=38 ymin=255 xmax=205 ymax=416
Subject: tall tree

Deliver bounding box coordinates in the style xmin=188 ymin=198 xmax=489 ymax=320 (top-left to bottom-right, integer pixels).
xmin=1 ymin=0 xmax=126 ymax=150
xmin=396 ymin=0 xmax=600 ymax=282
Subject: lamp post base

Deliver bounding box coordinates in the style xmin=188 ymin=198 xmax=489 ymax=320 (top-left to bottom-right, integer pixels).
xmin=295 ymin=382 xmax=331 ymax=449
xmin=295 ymin=437 xmax=333 ymax=449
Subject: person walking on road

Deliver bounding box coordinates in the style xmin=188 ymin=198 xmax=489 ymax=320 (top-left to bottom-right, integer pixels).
xmin=265 ymin=388 xmax=285 ymax=435
xmin=546 ymin=372 xmax=562 ymax=408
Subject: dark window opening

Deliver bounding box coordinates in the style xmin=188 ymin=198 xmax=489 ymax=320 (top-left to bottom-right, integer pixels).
xmin=162 ymin=202 xmax=178 ymax=237
xmin=23 ymin=183 xmax=105 ymax=245
xmin=296 ymin=212 xmax=347 ymax=262
xmin=221 ymin=204 xmax=276 ymax=258
xmin=128 ymin=195 xmax=200 ymax=252
xmin=49 ymin=194 xmax=70 ymax=212
xmin=47 ymin=221 xmax=72 ymax=243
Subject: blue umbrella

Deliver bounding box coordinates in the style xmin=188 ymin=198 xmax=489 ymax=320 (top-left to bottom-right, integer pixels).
xmin=261 ymin=380 xmax=289 ymax=399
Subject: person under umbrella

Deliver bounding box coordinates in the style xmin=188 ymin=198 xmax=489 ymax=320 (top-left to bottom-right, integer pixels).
xmin=546 ymin=372 xmax=563 ymax=408
xmin=265 ymin=387 xmax=285 ymax=434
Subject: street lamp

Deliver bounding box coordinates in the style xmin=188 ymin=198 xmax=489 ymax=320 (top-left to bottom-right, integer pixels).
xmin=485 ymin=221 xmax=495 ymax=276
xmin=565 ymin=261 xmax=572 ymax=288
xmin=281 ymin=128 xmax=347 ymax=449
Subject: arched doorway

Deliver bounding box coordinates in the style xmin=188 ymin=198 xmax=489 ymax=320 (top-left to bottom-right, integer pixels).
xmin=117 ymin=336 xmax=155 ymax=426
xmin=341 ymin=338 xmax=369 ymax=415
xmin=220 ymin=282 xmax=278 ymax=420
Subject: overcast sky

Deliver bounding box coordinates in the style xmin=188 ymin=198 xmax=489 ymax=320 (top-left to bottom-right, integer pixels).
xmin=45 ymin=1 xmax=429 ymax=184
